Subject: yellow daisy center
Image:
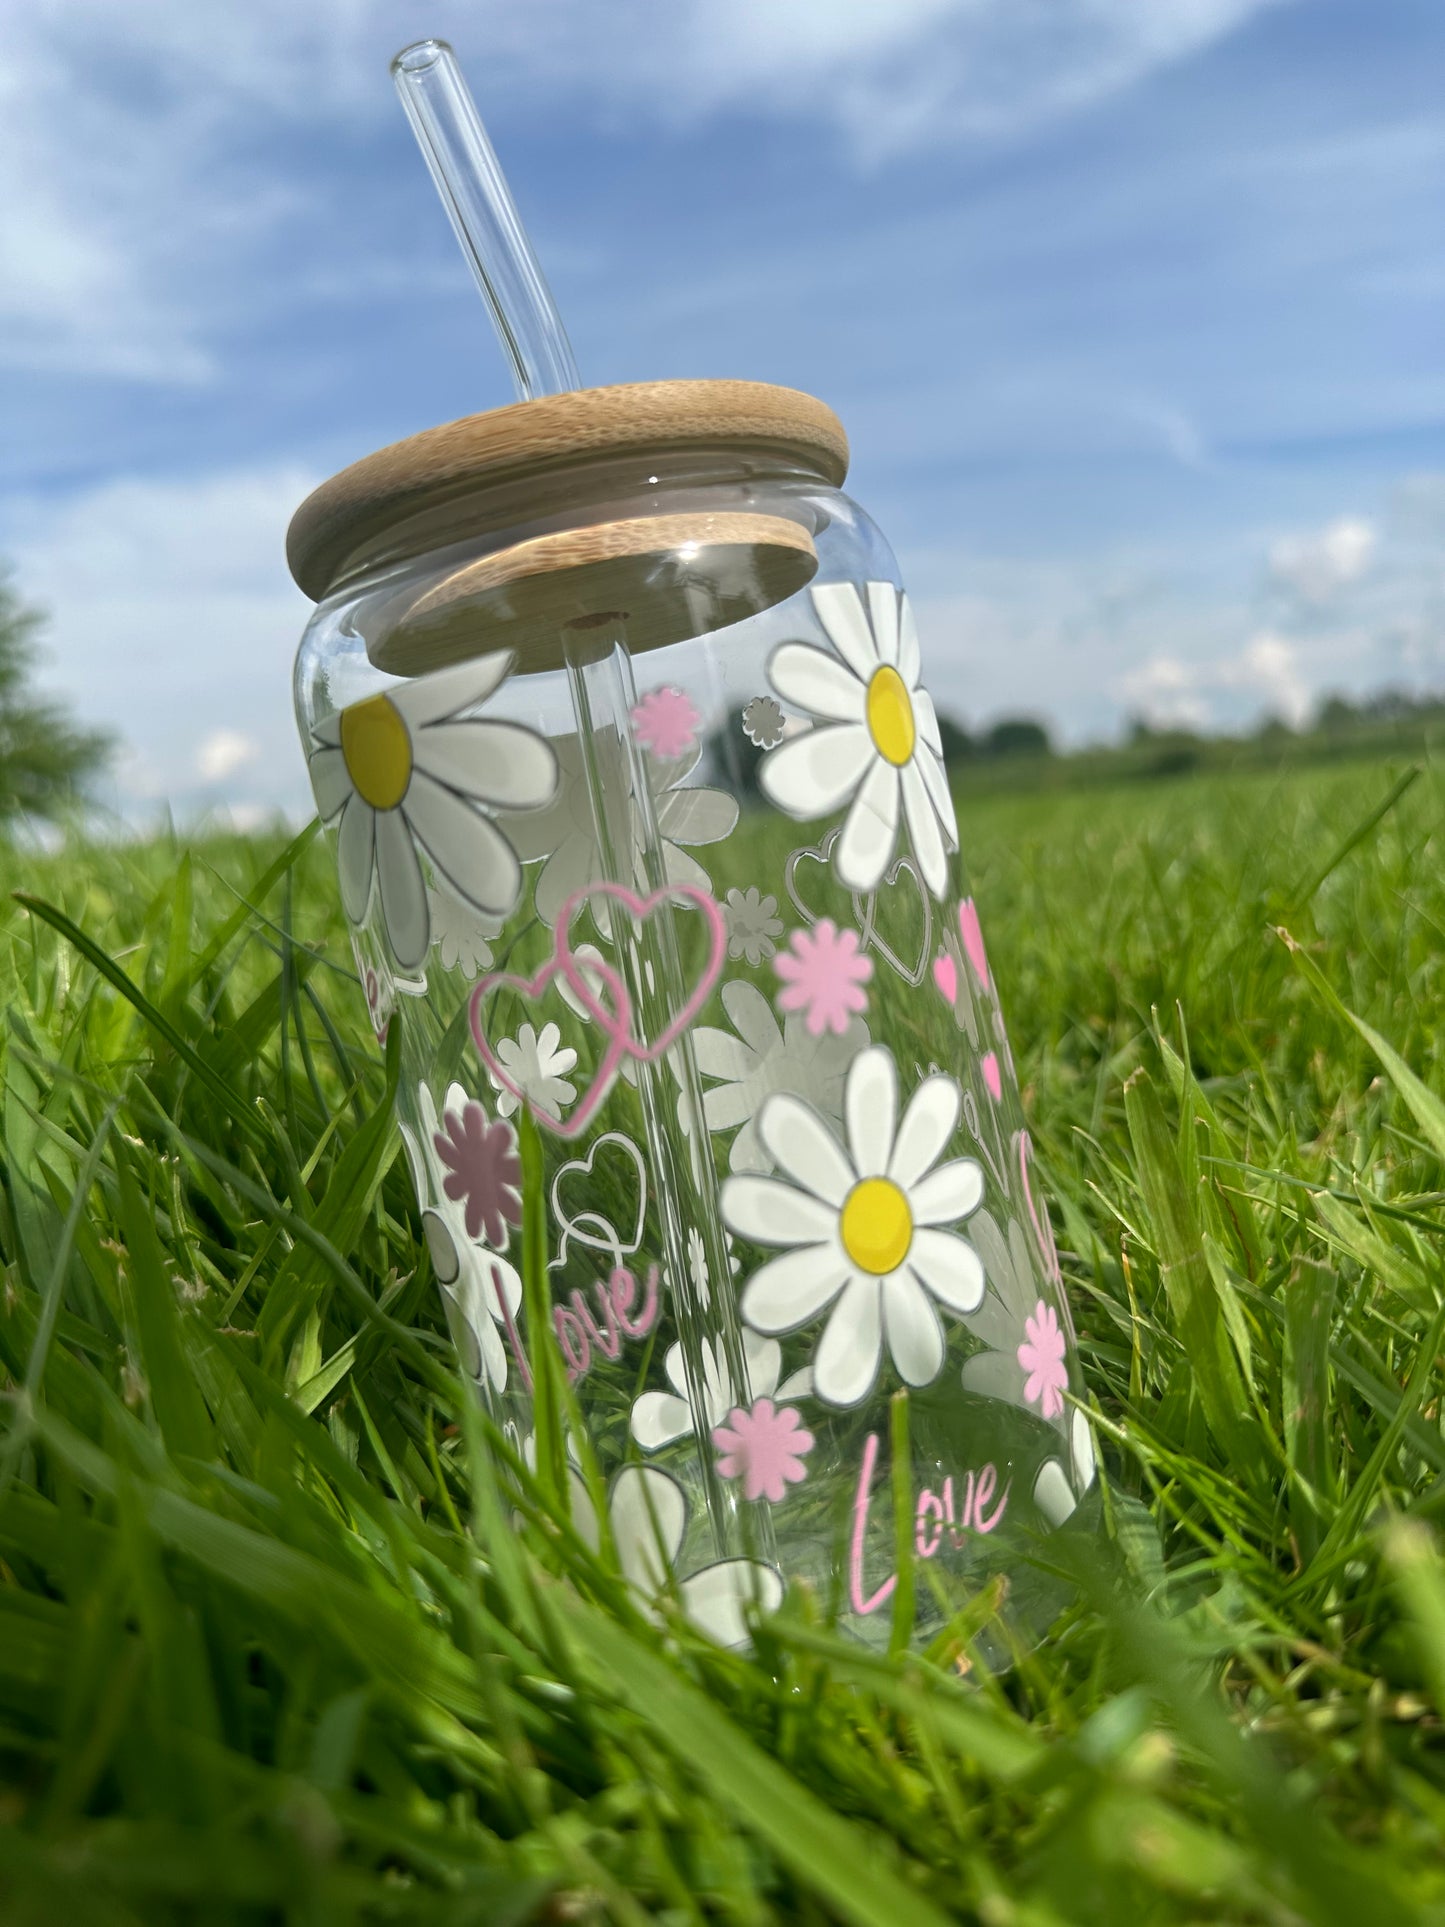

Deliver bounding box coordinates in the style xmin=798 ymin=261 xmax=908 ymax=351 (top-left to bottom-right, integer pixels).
xmin=840 ymin=1177 xmax=913 ymax=1276
xmin=865 ymin=665 xmax=916 ymax=767
xmin=340 ymin=694 xmax=412 ymax=811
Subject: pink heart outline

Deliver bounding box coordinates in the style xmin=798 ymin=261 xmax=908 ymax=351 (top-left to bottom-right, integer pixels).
xmin=555 ymin=880 xmax=727 ymax=1064
xmin=469 ymin=951 xmax=634 ymax=1143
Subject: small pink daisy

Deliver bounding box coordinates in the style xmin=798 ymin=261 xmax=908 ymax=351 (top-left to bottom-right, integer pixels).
xmin=1017 ymin=1299 xmax=1068 ymax=1420
xmin=774 ymin=919 xmax=872 ymax=1036
xmin=713 ymin=1398 xmax=814 ymax=1504
xmin=433 ymin=1100 xmax=522 ymax=1247
xmin=631 ymin=686 xmax=700 ymax=759
xmin=958 ymin=898 xmax=991 ymax=987
xmin=981 ymin=1050 xmax=1002 ymax=1101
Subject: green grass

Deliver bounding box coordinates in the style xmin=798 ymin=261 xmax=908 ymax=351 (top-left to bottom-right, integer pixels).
xmin=2 ymin=758 xmax=1445 ymax=1923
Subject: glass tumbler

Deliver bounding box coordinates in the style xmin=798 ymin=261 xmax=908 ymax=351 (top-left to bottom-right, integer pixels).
xmin=289 ymin=379 xmax=1098 ymax=1651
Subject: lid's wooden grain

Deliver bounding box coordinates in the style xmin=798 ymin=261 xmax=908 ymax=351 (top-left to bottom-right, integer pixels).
xmin=287 ymin=379 xmax=848 ymax=602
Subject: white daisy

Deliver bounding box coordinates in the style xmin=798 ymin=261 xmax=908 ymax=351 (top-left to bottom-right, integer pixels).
xmin=428 ymin=882 xmax=504 ymax=977
xmin=486 ymin=1021 xmax=579 ymax=1122
xmin=722 ymin=1046 xmax=985 ymax=1407
xmin=568 ymin=1463 xmax=782 ymax=1649
xmin=503 ymin=734 xmax=737 ymax=927
xmin=692 ymin=979 xmax=868 ymax=1175
xmin=400 ymin=1081 xmax=522 ymax=1397
xmin=724 ymin=886 xmax=784 ymax=965
xmin=307 ymin=652 xmax=556 ymax=972
xmin=631 ymin=1331 xmax=812 ymax=1451
xmin=759 ymin=583 xmax=957 ymax=899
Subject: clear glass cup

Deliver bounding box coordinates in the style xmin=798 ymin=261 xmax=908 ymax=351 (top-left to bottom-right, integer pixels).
xmin=290 ymin=379 xmax=1098 ymax=1653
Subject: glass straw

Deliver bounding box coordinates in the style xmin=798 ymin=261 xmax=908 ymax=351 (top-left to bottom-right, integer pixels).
xmin=391 ymin=39 xmax=581 ymax=401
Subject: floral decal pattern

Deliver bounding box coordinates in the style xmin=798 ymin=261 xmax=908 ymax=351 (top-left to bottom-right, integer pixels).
xmin=722 ymin=1046 xmax=985 ymax=1407
xmin=308 ymin=651 xmax=556 ymax=971
xmin=759 ymin=583 xmax=958 ymax=899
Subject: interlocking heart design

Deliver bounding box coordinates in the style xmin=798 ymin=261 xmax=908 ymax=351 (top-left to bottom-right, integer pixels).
xmin=549 ymin=1130 xmax=648 ymax=1268
xmin=784 ymin=829 xmax=934 ymax=987
xmin=470 ymin=880 xmax=726 ymax=1141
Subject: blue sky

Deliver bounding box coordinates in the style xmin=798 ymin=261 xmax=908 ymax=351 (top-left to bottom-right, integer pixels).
xmin=1 ymin=0 xmax=1441 ymax=822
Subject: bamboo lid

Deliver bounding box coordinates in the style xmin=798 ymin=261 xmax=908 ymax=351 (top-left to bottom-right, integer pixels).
xmin=286 ymin=379 xmax=849 ymax=675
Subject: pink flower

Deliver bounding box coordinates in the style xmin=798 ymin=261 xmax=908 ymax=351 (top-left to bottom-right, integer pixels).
xmin=434 ymin=1100 xmax=522 ymax=1247
xmin=774 ymin=919 xmax=872 ymax=1036
xmin=981 ymin=1051 xmax=1002 ymax=1101
xmin=1017 ymin=1299 xmax=1068 ymax=1420
xmin=932 ymin=953 xmax=957 ymax=1004
xmin=631 ymin=686 xmax=700 ymax=759
xmin=958 ymin=898 xmax=990 ymax=987
xmin=713 ymin=1398 xmax=814 ymax=1504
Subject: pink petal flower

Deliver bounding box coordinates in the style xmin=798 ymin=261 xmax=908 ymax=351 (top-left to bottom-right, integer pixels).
xmin=712 ymin=1397 xmax=815 ymax=1504
xmin=434 ymin=1101 xmax=522 ymax=1247
xmin=958 ymin=898 xmax=990 ymax=987
xmin=932 ymin=953 xmax=958 ymax=1003
xmin=631 ymin=686 xmax=700 ymax=759
xmin=1016 ymin=1299 xmax=1068 ymax=1421
xmin=981 ymin=1051 xmax=1002 ymax=1101
xmin=774 ymin=918 xmax=872 ymax=1037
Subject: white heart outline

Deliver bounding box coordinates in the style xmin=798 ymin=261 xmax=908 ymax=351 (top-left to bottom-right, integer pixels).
xmin=548 ymin=1130 xmax=649 ymax=1271
xmin=783 ymin=827 xmax=934 ymax=987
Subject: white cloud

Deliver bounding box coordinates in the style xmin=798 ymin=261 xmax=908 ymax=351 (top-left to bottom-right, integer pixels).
xmin=0 ymin=0 xmax=1284 ymax=376
xmin=1268 ymin=515 xmax=1376 ymax=606
xmin=196 ymin=729 xmax=261 ymax=783
xmin=1116 ymin=631 xmax=1309 ymax=729
xmin=2 ymin=461 xmax=319 ymax=819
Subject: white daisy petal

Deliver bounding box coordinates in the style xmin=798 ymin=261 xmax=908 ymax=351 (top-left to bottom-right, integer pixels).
xmin=313 ymin=713 xmax=343 ymax=748
xmin=392 ymin=650 xmax=514 ymax=729
xmin=1072 ymin=1407 xmax=1097 ymax=1492
xmin=309 ymin=747 xmax=352 ymax=822
xmin=961 ymin=1350 xmax=1026 ymax=1403
xmin=889 ymin=1075 xmax=961 ymax=1189
xmin=908 ymin=1227 xmax=986 ymax=1314
xmin=759 ymin=1096 xmax=855 ymax=1206
xmin=742 ymin=1328 xmax=783 ymax=1400
xmin=912 ymin=686 xmax=944 ymax=754
xmin=868 ymin=582 xmax=900 ymax=667
xmin=656 ymin=784 xmax=740 ymax=846
xmin=910 ymin=1157 xmax=984 ymax=1226
xmin=741 ymin=1242 xmax=854 ymax=1333
xmin=812 ymin=581 xmax=882 ymax=684
xmin=884 ymin=1268 xmax=945 ymax=1386
xmin=902 ymin=757 xmax=948 ymax=900
xmin=769 ymin=642 xmax=867 ymax=724
xmin=898 ymin=597 xmax=922 ymax=686
xmin=611 ymin=1466 xmax=686 ymax=1591
xmin=405 ymin=772 xmax=523 ymax=918
xmin=759 ymin=724 xmax=874 ymax=821
xmin=845 ymin=1047 xmax=898 ymax=1180
xmin=475 ymin=1302 xmax=509 ymax=1393
xmin=814 ymin=1274 xmax=883 ymax=1406
xmin=835 ymin=756 xmax=901 ymax=893
xmin=567 ymin=1469 xmax=601 ymax=1554
xmin=336 ymin=797 xmax=376 ymax=925
xmin=375 ymin=808 xmax=430 ymax=969
xmin=1034 ymin=1459 xmax=1078 ymax=1528
xmin=413 ymin=720 xmax=557 ymax=811
xmin=629 ymin=1391 xmax=694 ymax=1450
xmin=679 ymin=1560 xmax=783 ymax=1649
xmin=722 ymin=1176 xmax=839 ymax=1248
xmin=422 ymin=1209 xmax=460 ymax=1285
xmin=915 ymin=736 xmax=958 ymax=844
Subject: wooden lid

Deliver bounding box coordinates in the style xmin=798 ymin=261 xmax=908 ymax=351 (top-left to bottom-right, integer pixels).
xmin=287 ymin=379 xmax=849 ymax=602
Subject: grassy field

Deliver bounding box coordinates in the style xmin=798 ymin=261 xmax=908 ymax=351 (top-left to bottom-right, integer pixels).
xmin=1 ymin=757 xmax=1444 ymax=1923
